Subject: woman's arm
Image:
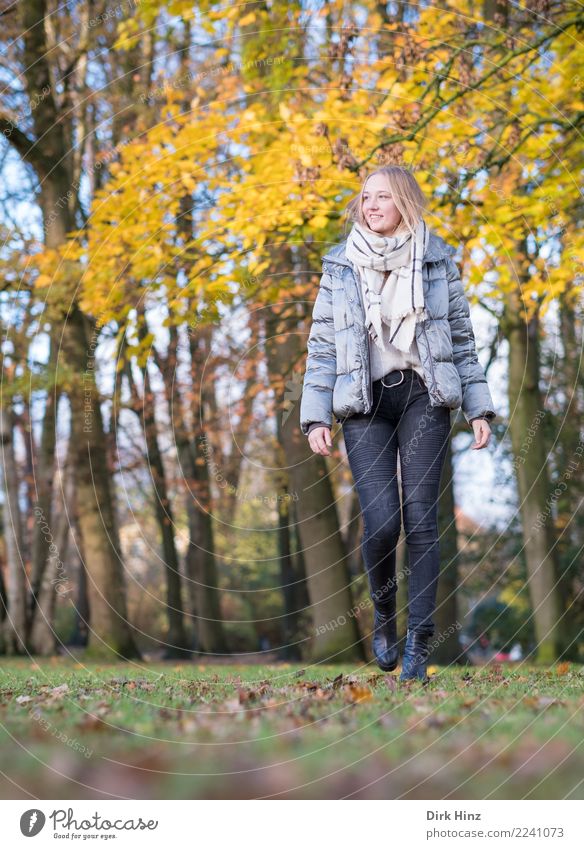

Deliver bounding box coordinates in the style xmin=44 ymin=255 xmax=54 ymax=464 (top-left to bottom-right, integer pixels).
xmin=300 ymin=269 xmax=337 ymax=436
xmin=445 ymin=257 xmax=497 ymax=426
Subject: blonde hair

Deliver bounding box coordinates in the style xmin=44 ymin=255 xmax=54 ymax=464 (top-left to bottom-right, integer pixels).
xmin=343 ymin=166 xmax=427 ymax=236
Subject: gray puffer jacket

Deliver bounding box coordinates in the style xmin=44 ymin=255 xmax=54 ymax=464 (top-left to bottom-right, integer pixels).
xmin=300 ymin=230 xmax=497 ymax=436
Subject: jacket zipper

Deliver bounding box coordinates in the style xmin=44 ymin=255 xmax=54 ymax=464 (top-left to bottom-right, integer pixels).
xmin=421 ymin=319 xmax=445 ymax=404
xmin=366 ymin=337 xmax=373 ymax=410
xmin=351 ymin=265 xmax=373 ymax=412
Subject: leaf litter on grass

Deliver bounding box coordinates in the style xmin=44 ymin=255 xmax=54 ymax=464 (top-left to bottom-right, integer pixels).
xmin=1 ymin=661 xmax=583 ymax=798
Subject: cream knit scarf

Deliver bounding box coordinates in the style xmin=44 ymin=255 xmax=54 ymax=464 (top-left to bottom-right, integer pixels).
xmin=345 ymin=218 xmax=429 ymax=353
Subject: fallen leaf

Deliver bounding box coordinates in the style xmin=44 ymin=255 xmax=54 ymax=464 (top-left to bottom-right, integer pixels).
xmin=522 ymin=695 xmax=566 ymax=711
xmin=312 ymin=688 xmax=335 ymax=701
xmin=296 ymin=680 xmax=319 ymax=691
xmin=238 ymin=688 xmax=258 ymax=704
xmin=345 ymin=684 xmax=373 ymax=703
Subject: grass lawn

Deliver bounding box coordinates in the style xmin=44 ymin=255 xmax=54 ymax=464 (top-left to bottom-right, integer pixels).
xmin=0 ymin=659 xmax=583 ymax=799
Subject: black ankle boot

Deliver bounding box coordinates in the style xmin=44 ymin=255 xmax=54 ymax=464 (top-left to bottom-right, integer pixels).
xmin=372 ymin=599 xmax=399 ymax=672
xmin=400 ymin=629 xmax=431 ymax=681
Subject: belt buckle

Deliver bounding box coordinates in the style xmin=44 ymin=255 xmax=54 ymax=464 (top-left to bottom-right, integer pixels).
xmin=380 ymin=369 xmax=405 ymax=388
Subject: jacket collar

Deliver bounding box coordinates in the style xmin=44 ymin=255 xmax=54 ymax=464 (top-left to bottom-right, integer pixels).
xmin=321 ymin=230 xmax=456 ymax=268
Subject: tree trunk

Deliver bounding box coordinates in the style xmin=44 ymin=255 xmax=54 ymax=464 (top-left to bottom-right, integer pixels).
xmin=551 ymin=287 xmax=584 ymax=659
xmin=265 ymin=318 xmax=365 ymax=663
xmin=27 ymin=336 xmax=60 ymax=651
xmin=290 ymin=497 xmax=311 ymax=614
xmin=0 ymin=406 xmax=27 ymax=654
xmin=60 ymin=305 xmax=140 ymax=660
xmin=155 ymin=325 xmax=227 ymax=654
xmin=126 ymin=359 xmax=190 ymax=658
xmin=276 ymin=490 xmax=303 ymax=661
xmin=70 ymin=518 xmax=90 ymax=650
xmin=29 ymin=456 xmax=74 ymax=654
xmin=0 ymin=565 xmax=7 ymax=645
xmin=185 ymin=425 xmax=228 ymax=654
xmin=504 ymin=300 xmax=563 ymax=662
xmin=187 ymin=329 xmax=229 ymax=654
xmin=274 ymin=422 xmax=303 ymax=661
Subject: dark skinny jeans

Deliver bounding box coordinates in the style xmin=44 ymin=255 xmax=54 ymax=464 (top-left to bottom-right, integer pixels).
xmin=341 ymin=368 xmax=451 ymax=637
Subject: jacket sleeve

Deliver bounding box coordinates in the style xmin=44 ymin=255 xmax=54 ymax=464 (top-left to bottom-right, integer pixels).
xmin=306 ymin=421 xmax=331 ymax=435
xmin=445 ymin=257 xmax=497 ymax=426
xmin=300 ymin=269 xmax=337 ymax=436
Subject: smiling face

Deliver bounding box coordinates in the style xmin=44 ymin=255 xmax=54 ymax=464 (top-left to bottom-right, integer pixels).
xmin=361 ymin=173 xmax=403 ymax=236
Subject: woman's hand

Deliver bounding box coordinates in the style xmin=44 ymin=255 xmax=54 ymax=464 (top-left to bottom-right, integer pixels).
xmin=471 ymin=418 xmax=491 ymax=450
xmin=308 ymin=426 xmax=333 ymax=456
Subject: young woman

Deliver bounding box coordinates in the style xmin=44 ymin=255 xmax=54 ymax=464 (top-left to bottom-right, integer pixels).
xmin=300 ymin=166 xmax=497 ymax=681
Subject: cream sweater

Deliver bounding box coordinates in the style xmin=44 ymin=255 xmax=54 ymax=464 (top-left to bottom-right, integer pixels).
xmin=361 ymin=280 xmax=426 ymax=384
xmin=368 ymin=331 xmax=425 ymax=383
